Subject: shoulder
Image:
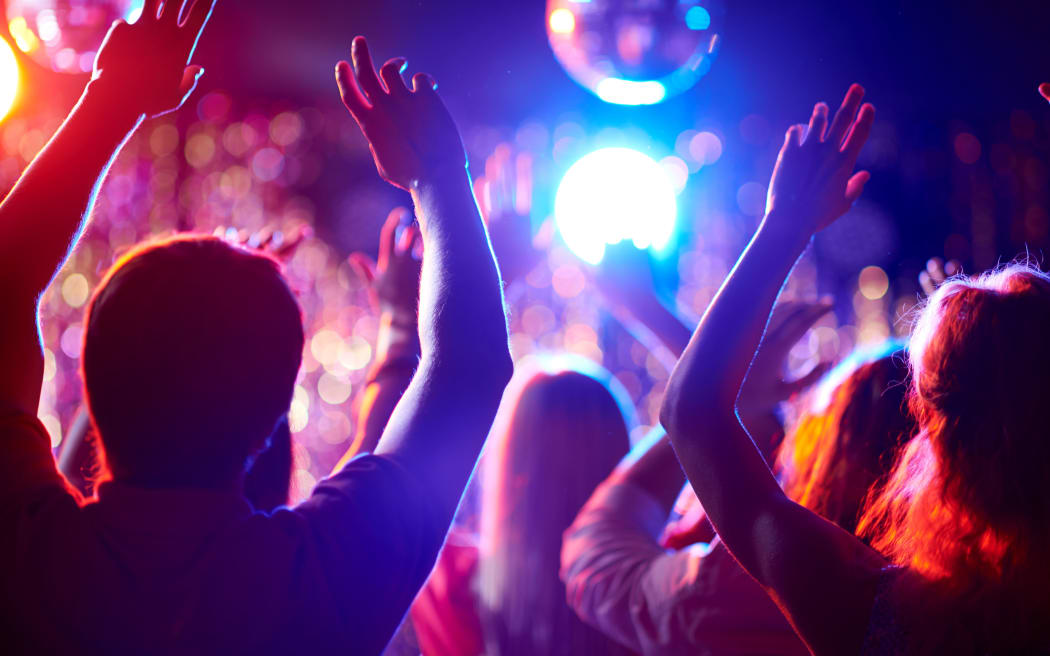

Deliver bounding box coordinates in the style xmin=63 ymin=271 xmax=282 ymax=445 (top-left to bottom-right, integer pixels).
xmin=0 ymin=410 xmax=72 ymax=502
xmin=289 ymin=452 xmax=445 ymax=560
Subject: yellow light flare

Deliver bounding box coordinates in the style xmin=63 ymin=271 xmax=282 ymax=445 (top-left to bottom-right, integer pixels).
xmin=549 ymin=8 xmax=576 ymax=35
xmin=8 ymin=17 xmax=38 ymax=54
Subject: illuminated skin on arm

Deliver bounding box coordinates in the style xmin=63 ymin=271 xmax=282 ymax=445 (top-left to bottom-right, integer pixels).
xmin=335 ymin=37 xmax=513 ymax=524
xmin=660 ymin=85 xmax=887 ymax=656
xmin=333 ymin=207 xmax=422 ymax=467
xmin=0 ymin=0 xmax=216 ymax=417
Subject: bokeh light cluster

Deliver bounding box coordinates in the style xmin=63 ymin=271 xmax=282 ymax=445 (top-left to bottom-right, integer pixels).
xmin=3 ymin=71 xmax=1048 ymax=503
xmin=6 ymin=0 xmax=142 ymax=73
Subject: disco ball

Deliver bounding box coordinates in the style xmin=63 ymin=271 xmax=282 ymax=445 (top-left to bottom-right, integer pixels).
xmin=6 ymin=0 xmax=144 ymax=74
xmin=546 ymin=0 xmax=724 ymax=105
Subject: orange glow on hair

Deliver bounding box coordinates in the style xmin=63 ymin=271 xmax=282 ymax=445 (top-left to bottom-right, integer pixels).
xmin=857 ymin=263 xmax=1050 ymax=650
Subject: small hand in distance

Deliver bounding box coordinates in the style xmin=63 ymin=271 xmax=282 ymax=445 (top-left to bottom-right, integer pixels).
xmin=94 ymin=0 xmax=217 ymax=118
xmin=588 ymin=240 xmax=657 ymax=313
xmin=476 ymin=143 xmax=545 ymax=285
xmin=918 ymin=257 xmax=961 ymax=297
xmin=1040 ymin=83 xmax=1050 ymax=104
xmin=737 ymin=301 xmax=834 ymax=432
xmin=349 ymin=207 xmax=422 ymax=324
xmin=213 ymin=224 xmax=312 ymax=263
xmin=766 ymin=84 xmax=875 ymax=235
xmin=336 ymin=37 xmax=466 ymax=191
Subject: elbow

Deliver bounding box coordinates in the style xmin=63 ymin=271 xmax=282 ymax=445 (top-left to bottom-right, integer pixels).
xmin=659 ymin=380 xmax=734 ymax=439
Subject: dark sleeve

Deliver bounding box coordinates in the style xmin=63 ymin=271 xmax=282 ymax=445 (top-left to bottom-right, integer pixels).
xmin=292 ymin=453 xmax=447 ymax=656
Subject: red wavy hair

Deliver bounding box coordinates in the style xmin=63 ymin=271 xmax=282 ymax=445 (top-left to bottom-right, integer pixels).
xmin=857 ymin=264 xmax=1050 ymax=652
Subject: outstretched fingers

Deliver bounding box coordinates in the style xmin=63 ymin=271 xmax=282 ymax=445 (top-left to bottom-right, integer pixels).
xmin=783 ymin=361 xmax=834 ymax=397
xmin=411 ymin=72 xmax=438 ymax=93
xmin=772 ymin=302 xmax=833 ymax=350
xmin=378 ymin=207 xmax=408 ymax=267
xmin=826 ymin=84 xmax=865 ymax=147
xmin=142 ymin=0 xmax=162 ymax=21
xmin=336 ymin=61 xmax=370 ymax=120
xmin=806 ymin=103 xmax=829 ymax=145
xmin=396 ymin=224 xmax=421 ymax=256
xmin=380 ymin=58 xmax=410 ymax=97
xmin=845 ymin=171 xmax=871 ymax=205
xmin=181 ymin=0 xmax=217 ymax=41
xmin=348 ymin=253 xmax=377 ymax=286
xmin=780 ymin=125 xmax=804 ymax=156
xmin=158 ymin=0 xmax=183 ymax=25
xmin=841 ymin=103 xmax=875 ymax=163
xmin=351 ymin=36 xmax=387 ymax=102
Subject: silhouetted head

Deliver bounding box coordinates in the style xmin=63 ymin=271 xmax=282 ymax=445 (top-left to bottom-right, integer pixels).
xmin=82 ymin=235 xmax=304 ymax=490
xmin=777 ymin=342 xmax=913 ymax=534
xmin=478 ymin=356 xmax=633 ymax=656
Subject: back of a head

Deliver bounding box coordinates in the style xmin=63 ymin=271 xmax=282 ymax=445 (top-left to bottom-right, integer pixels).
xmin=778 ymin=343 xmax=914 ymax=534
xmin=858 ymin=263 xmax=1050 ymax=652
xmin=478 ymin=361 xmax=633 ymax=656
xmin=83 ymin=235 xmax=304 ymax=489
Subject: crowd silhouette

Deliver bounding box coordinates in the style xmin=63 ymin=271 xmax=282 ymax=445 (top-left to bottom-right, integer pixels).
xmin=2 ymin=1 xmax=1050 ymax=654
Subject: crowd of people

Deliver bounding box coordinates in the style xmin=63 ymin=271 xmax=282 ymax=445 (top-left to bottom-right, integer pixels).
xmin=3 ymin=2 xmax=1050 ymax=654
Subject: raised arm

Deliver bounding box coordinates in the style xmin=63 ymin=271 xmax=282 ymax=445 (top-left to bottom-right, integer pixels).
xmin=335 ymin=38 xmax=513 ymax=523
xmin=0 ymin=0 xmax=216 ymax=415
xmin=659 ymin=85 xmax=885 ymax=656
xmin=336 ymin=206 xmax=422 ymax=464
xmin=589 ymin=242 xmax=694 ymax=365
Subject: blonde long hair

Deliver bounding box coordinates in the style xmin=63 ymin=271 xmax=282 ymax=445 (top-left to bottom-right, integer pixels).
xmin=476 ymin=357 xmax=633 ymax=656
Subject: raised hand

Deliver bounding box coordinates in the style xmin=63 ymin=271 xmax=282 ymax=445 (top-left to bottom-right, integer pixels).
xmin=336 ymin=37 xmax=466 ymax=191
xmin=766 ymin=84 xmax=875 ymax=234
xmin=918 ymin=257 xmax=961 ymax=296
xmin=1040 ymin=83 xmax=1050 ymax=104
xmin=737 ymin=301 xmax=833 ymax=444
xmin=213 ymin=223 xmax=313 ymax=263
xmin=476 ymin=144 xmax=544 ymax=285
xmin=93 ymin=0 xmax=217 ymax=118
xmin=589 ymin=241 xmax=657 ymax=313
xmin=348 ymin=207 xmax=423 ymax=324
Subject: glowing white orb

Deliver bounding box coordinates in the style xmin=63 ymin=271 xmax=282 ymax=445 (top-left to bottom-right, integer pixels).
xmin=555 ymin=148 xmax=677 ymax=265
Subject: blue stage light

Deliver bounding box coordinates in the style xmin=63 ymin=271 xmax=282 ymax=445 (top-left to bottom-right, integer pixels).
xmin=554 ymin=148 xmax=677 ymax=265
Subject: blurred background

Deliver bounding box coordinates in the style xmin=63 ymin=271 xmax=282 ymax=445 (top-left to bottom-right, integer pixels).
xmin=2 ymin=0 xmax=1047 ymax=499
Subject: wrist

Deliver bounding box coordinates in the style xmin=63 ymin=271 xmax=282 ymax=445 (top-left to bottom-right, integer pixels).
xmin=410 ymin=165 xmax=472 ymax=199
xmin=756 ymin=211 xmax=817 ymax=253
xmin=82 ymin=77 xmax=146 ymax=126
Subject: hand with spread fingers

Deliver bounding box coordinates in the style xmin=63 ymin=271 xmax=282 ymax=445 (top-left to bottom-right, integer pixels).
xmin=349 ymin=207 xmax=423 ymax=325
xmin=737 ymin=301 xmax=834 ymax=441
xmin=766 ymin=84 xmax=875 ymax=234
xmin=212 ymin=224 xmax=313 ymax=263
xmin=476 ymin=144 xmax=544 ymax=285
xmin=918 ymin=257 xmax=961 ymax=296
xmin=94 ymin=0 xmax=217 ymax=118
xmin=335 ymin=37 xmax=466 ymax=191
